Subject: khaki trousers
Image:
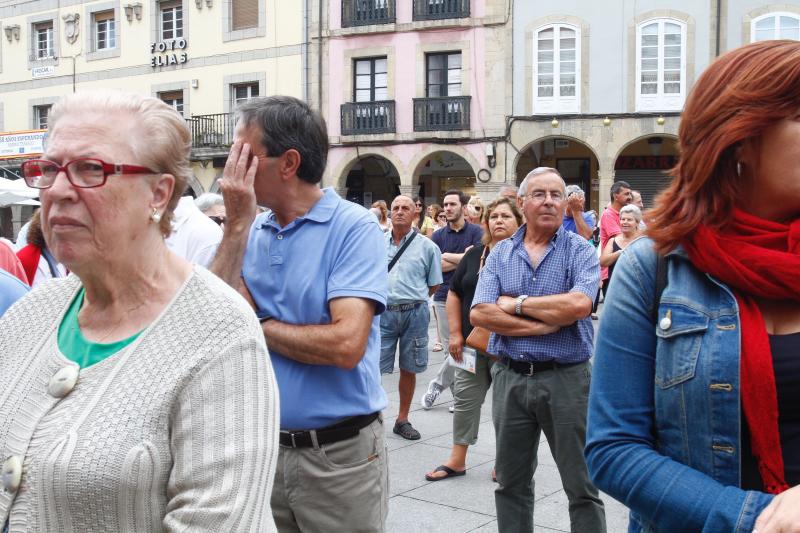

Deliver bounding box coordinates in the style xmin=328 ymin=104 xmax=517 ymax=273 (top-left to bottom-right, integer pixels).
xmin=271 ymin=417 xmax=389 ymax=533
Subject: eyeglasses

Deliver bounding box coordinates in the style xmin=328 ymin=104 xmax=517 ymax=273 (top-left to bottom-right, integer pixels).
xmin=20 ymin=158 xmax=157 ymax=189
xmin=208 ymin=215 xmax=226 ymax=226
xmin=526 ymin=190 xmax=564 ymax=203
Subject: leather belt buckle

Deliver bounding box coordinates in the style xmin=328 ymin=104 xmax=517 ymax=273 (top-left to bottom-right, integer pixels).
xmin=280 ymin=430 xmax=305 ymax=448
xmin=523 ymin=363 xmax=535 ymax=377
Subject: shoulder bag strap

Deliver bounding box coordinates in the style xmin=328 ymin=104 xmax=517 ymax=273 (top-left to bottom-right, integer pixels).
xmin=388 ymin=231 xmax=418 ymax=272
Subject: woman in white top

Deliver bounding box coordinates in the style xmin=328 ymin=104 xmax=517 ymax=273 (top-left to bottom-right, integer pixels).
xmin=0 ymin=90 xmax=279 ymax=532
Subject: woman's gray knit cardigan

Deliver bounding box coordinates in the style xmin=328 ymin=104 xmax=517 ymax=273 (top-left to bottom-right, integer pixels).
xmin=0 ymin=268 xmax=279 ymax=532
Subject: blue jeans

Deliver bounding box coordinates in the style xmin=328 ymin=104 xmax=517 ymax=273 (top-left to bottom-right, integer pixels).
xmin=379 ymin=303 xmax=429 ymax=374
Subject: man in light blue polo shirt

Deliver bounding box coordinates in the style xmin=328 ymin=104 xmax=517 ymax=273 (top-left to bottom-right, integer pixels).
xmin=381 ymin=195 xmax=442 ymax=441
xmin=211 ymin=96 xmax=389 ymax=532
xmin=0 ymin=268 xmax=28 ymax=317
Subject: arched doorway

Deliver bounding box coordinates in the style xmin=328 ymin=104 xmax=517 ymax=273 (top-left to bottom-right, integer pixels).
xmin=613 ymin=135 xmax=679 ymax=208
xmin=344 ymin=155 xmax=401 ymax=206
xmin=515 ymin=137 xmax=600 ymax=212
xmin=415 ymin=151 xmax=476 ymax=206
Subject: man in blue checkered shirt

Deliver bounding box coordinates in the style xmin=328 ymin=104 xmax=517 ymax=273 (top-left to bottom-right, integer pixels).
xmin=471 ymin=167 xmax=605 ymax=533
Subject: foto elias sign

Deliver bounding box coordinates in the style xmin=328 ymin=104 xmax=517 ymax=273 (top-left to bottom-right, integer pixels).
xmin=149 ymin=38 xmax=188 ymax=68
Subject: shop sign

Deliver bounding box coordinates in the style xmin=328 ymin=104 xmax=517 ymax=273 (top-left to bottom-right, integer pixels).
xmin=150 ymin=38 xmax=188 ymax=67
xmin=31 ymin=66 xmax=56 ymax=79
xmin=614 ymin=155 xmax=677 ymax=170
xmin=0 ymin=130 xmax=46 ymax=160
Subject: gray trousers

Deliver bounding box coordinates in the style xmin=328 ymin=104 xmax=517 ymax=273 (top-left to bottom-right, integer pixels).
xmin=430 ymin=300 xmax=456 ymax=390
xmin=271 ymin=418 xmax=389 ymax=533
xmin=492 ymin=360 xmax=606 ymax=533
xmin=452 ymin=354 xmax=494 ymax=445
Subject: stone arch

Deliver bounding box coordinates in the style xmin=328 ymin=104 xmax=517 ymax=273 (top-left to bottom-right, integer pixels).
xmin=612 ymin=133 xmax=680 ymax=208
xmin=408 ymin=145 xmax=482 ymax=190
xmin=513 ymin=135 xmax=601 ymax=211
xmin=340 ymin=153 xmax=402 ymax=206
xmin=512 ymin=134 xmax=601 ymax=179
xmin=184 ymin=174 xmax=204 ymax=197
xmin=612 ymin=133 xmax=679 ymax=164
xmin=331 ymin=147 xmax=406 ymax=192
xmin=209 ymin=173 xmax=222 ymax=194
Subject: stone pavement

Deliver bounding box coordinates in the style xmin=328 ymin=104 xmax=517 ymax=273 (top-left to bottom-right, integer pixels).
xmin=379 ymin=317 xmax=631 ymax=533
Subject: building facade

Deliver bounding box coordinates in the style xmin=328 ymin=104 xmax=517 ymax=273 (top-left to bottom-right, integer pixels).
xmin=316 ymin=0 xmax=511 ymax=207
xmin=0 ymin=0 xmax=306 ymax=188
xmin=510 ymin=0 xmax=800 ymax=212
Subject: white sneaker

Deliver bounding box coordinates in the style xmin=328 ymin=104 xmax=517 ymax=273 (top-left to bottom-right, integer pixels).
xmin=421 ymin=382 xmax=443 ymax=409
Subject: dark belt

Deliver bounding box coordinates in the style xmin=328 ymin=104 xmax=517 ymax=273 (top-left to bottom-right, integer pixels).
xmin=279 ymin=412 xmax=380 ymax=448
xmin=386 ymin=301 xmax=425 ymax=312
xmin=500 ymin=357 xmax=581 ymax=377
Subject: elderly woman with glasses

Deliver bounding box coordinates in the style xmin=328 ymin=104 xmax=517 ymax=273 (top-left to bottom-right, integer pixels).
xmin=1 ymin=91 xmax=279 ymax=532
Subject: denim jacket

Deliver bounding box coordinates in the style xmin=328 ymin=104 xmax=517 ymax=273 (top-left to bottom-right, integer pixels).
xmin=585 ymin=238 xmax=774 ymax=533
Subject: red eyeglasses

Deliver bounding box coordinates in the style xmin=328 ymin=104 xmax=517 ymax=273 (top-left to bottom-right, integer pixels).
xmin=21 ymin=158 xmax=157 ymax=189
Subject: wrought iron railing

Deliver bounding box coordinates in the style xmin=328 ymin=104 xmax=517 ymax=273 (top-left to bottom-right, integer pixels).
xmin=341 ymin=101 xmax=396 ymax=135
xmin=341 ymin=0 xmax=395 ymax=27
xmin=412 ymin=0 xmax=470 ymax=21
xmin=187 ymin=113 xmax=235 ymax=148
xmin=413 ymin=96 xmax=470 ymax=131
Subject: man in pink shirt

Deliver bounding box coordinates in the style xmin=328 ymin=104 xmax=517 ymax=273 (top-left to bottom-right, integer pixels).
xmin=0 ymin=239 xmax=28 ymax=285
xmin=599 ymin=181 xmax=632 ymax=297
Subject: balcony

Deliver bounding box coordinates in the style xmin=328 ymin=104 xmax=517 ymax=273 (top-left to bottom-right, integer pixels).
xmin=341 ymin=101 xmax=396 ymax=135
xmin=341 ymin=0 xmax=395 ymax=27
xmin=412 ymin=0 xmax=470 ymax=21
xmin=187 ymin=113 xmax=235 ymax=148
xmin=413 ymin=96 xmax=470 ymax=131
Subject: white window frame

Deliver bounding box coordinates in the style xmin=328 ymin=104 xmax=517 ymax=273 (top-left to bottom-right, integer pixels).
xmin=158 ymin=91 xmax=184 ymax=116
xmin=159 ymin=0 xmax=183 ymax=41
xmin=34 ymin=21 xmax=55 ymax=59
xmin=533 ymin=23 xmax=581 ymax=114
xmin=751 ymin=12 xmax=800 ymax=42
xmin=232 ymin=82 xmax=259 ymax=108
xmin=34 ymin=104 xmax=52 ymax=129
xmin=94 ymin=11 xmax=116 ymax=50
xmin=635 ymin=18 xmax=687 ymax=112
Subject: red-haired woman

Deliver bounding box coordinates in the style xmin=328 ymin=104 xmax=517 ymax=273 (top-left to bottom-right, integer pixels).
xmin=586 ymin=40 xmax=800 ymax=532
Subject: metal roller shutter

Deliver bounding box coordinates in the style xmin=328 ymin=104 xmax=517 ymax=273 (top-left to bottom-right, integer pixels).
xmin=613 ymin=169 xmax=673 ymax=209
xmin=232 ymin=0 xmax=258 ymax=30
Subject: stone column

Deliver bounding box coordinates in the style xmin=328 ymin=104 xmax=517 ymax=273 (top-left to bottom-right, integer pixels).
xmin=398 ymin=185 xmax=415 ymax=198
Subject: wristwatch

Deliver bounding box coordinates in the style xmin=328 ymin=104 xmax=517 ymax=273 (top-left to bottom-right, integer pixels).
xmin=515 ymin=295 xmax=528 ymax=316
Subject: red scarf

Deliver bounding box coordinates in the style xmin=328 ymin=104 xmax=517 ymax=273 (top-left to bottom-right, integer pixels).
xmin=683 ymin=209 xmax=800 ymax=494
xmin=16 ymin=244 xmax=42 ymax=286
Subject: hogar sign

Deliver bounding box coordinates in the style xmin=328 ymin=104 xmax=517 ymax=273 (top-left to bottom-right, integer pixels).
xmin=150 ymin=38 xmax=188 ymax=67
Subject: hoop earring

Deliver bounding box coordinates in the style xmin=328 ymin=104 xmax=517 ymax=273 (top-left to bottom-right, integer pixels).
xmin=736 ymin=161 xmax=743 ymax=178
xmin=150 ymin=208 xmax=162 ymax=224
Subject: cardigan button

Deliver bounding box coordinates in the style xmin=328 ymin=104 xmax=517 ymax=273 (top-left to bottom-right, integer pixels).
xmin=48 ymin=366 xmax=79 ymax=398
xmin=1 ymin=455 xmax=22 ymax=493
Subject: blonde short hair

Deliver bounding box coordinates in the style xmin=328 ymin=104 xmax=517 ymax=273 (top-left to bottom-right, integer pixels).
xmin=48 ymin=90 xmax=191 ymax=236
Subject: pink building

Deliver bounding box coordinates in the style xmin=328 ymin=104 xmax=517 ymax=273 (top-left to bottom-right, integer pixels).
xmin=318 ymin=0 xmax=511 ymax=207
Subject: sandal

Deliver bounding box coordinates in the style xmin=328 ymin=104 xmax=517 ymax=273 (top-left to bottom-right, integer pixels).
xmin=432 ymin=342 xmax=444 ymax=352
xmin=425 ymin=465 xmax=466 ymax=482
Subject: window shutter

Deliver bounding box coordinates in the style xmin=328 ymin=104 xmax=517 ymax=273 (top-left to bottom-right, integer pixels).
xmin=232 ymin=0 xmax=258 ymax=30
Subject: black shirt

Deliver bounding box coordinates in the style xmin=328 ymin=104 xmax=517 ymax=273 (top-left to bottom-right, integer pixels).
xmin=448 ymin=244 xmax=486 ymax=340
xmin=740 ymin=332 xmax=800 ymax=490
